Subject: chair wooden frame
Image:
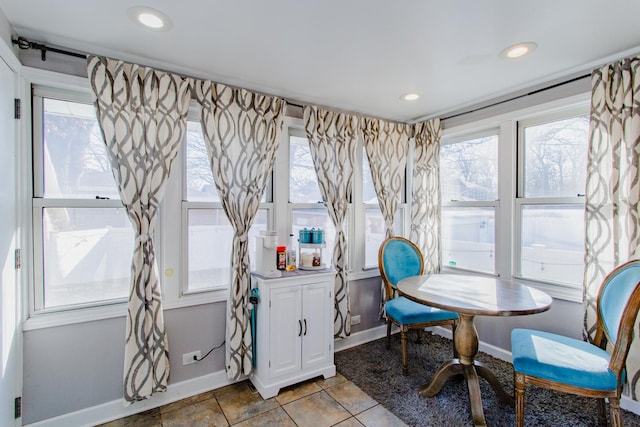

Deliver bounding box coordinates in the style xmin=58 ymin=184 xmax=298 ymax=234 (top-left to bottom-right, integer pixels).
xmin=378 ymin=236 xmax=457 ymax=375
xmin=514 ymin=259 xmax=640 ymax=427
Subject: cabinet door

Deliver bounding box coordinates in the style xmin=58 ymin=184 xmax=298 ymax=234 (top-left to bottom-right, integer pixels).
xmin=269 ymin=285 xmax=302 ymax=378
xmin=302 ymin=282 xmax=332 ymax=369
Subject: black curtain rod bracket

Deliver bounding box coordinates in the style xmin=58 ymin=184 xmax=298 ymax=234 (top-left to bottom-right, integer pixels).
xmin=12 ymin=36 xmax=86 ymax=62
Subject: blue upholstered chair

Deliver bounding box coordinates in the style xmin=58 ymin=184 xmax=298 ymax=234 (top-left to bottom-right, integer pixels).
xmin=378 ymin=236 xmax=458 ymax=375
xmin=511 ymin=259 xmax=640 ymax=427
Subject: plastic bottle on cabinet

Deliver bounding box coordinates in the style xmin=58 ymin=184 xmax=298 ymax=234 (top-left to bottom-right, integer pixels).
xmin=276 ymin=246 xmax=287 ymax=270
xmin=286 ymin=234 xmax=297 ymax=270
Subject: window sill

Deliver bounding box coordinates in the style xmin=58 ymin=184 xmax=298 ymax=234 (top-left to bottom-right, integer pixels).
xmin=23 ymin=302 xmax=129 ymax=331
xmin=23 ymin=290 xmax=229 ymax=331
xmin=348 ymin=268 xmax=380 ymax=281
xmin=511 ymin=277 xmax=582 ymax=303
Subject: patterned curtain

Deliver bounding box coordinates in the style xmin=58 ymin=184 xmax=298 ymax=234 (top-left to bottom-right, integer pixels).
xmin=410 ymin=118 xmax=442 ymax=274
xmin=87 ymin=55 xmax=192 ymax=403
xmin=195 ymin=81 xmax=285 ymax=379
xmin=304 ymin=106 xmax=359 ymax=338
xmin=361 ymin=118 xmax=412 ymax=238
xmin=584 ymin=55 xmax=640 ymax=399
xmin=361 ymin=117 xmax=412 ymax=316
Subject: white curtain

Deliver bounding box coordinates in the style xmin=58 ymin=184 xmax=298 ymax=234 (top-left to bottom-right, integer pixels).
xmin=361 ymin=117 xmax=412 ymax=315
xmin=195 ymin=81 xmax=286 ymax=379
xmin=87 ymin=55 xmax=192 ymax=403
xmin=584 ymin=55 xmax=640 ymax=399
xmin=304 ymin=106 xmax=359 ymax=338
xmin=410 ymin=118 xmax=442 ymax=273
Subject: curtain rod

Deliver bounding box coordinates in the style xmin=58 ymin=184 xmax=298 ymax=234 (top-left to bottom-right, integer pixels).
xmin=440 ymin=73 xmax=591 ymax=121
xmin=13 ymin=36 xmax=309 ymax=109
xmin=12 ymin=36 xmax=86 ymax=61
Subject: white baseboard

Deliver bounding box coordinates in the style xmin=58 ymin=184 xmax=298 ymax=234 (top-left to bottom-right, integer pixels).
xmin=622 ymin=394 xmax=640 ymax=415
xmin=335 ymin=324 xmax=390 ymax=352
xmin=25 ymin=325 xmax=640 ymax=425
xmin=24 ymin=370 xmax=242 ymax=427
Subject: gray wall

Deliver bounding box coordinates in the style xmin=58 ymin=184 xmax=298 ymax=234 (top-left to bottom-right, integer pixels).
xmin=22 ymin=302 xmax=227 ymax=424
xmin=0 ymin=8 xmax=14 ymax=52
xmin=474 ymin=297 xmax=583 ymax=350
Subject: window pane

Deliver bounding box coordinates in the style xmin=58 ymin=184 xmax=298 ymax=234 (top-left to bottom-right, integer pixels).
xmin=365 ymin=207 xmax=402 ymax=267
xmin=441 ymin=207 xmax=495 ymax=274
xmin=441 ymin=135 xmax=498 ymax=201
xmin=362 ymin=152 xmax=377 ymax=204
xmin=292 ymin=208 xmax=336 ymax=264
xmin=43 ymin=98 xmax=119 ymax=199
xmin=522 ymin=115 xmax=589 ymax=198
xmin=290 ymin=136 xmax=322 ymax=203
xmin=42 ymin=207 xmax=133 ymax=308
xmin=520 ymin=205 xmax=584 ymax=285
xmin=187 ymin=209 xmax=267 ymax=291
xmin=185 ymin=121 xmax=219 ymax=202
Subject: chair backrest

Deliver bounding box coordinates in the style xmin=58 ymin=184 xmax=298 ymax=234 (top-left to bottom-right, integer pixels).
xmin=378 ymin=237 xmax=424 ymax=300
xmin=595 ymin=259 xmax=640 ymax=376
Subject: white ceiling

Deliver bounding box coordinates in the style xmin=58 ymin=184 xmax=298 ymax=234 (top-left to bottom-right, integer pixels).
xmin=2 ymin=0 xmax=640 ymax=122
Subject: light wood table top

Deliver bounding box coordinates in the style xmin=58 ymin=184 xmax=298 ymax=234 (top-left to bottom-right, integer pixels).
xmin=397 ymin=274 xmax=552 ymax=427
xmin=397 ymin=274 xmax=552 ymax=317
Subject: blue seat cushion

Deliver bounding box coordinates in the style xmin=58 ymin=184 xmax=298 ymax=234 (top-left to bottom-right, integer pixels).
xmin=511 ymin=328 xmax=617 ymax=391
xmin=385 ymin=296 xmax=458 ymax=325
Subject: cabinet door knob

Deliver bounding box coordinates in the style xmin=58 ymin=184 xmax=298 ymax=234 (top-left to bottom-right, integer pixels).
xmin=303 ymin=319 xmax=307 ymax=336
xmin=298 ymin=320 xmax=302 ymax=337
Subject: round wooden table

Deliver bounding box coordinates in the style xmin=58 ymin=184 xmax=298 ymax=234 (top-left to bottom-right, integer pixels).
xmin=397 ymin=274 xmax=552 ymax=427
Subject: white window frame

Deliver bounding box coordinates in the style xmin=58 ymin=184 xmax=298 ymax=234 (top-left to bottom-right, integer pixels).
xmin=31 ymin=84 xmax=133 ymax=311
xmin=513 ymin=106 xmax=589 ymax=295
xmin=176 ymin=109 xmax=275 ymax=303
xmin=23 ymin=69 xmax=276 ymax=328
xmin=440 ymin=128 xmax=501 ymax=276
xmin=440 ymin=92 xmax=590 ymax=302
xmin=280 ymin=118 xmax=382 ymax=279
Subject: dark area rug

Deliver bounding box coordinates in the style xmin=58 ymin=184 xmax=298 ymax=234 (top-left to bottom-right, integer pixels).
xmin=335 ymin=333 xmax=640 ymax=427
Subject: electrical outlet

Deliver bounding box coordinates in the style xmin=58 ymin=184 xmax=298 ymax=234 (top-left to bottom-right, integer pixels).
xmin=350 ymin=315 xmax=361 ymax=325
xmin=182 ymin=350 xmax=201 ymax=366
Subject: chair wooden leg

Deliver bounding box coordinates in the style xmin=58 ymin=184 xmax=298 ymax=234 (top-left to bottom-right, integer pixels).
xmin=597 ymin=398 xmax=608 ymax=426
xmin=415 ymin=328 xmax=423 ymax=343
xmin=386 ymin=321 xmax=392 ymax=349
xmin=609 ymin=397 xmax=622 ymax=427
xmin=514 ymin=372 xmax=526 ymax=427
xmin=401 ymin=326 xmax=408 ymax=375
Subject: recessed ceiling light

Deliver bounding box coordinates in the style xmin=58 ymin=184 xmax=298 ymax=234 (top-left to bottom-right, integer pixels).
xmin=128 ymin=7 xmax=172 ymax=31
xmin=400 ymin=93 xmax=420 ymax=101
xmin=500 ymin=42 xmax=537 ymax=59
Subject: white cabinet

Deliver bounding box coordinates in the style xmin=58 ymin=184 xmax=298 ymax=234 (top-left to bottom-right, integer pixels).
xmin=251 ymin=270 xmax=336 ymax=399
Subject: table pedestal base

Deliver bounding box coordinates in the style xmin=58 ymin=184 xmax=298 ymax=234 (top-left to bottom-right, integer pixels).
xmin=419 ymin=313 xmax=514 ymax=426
xmin=419 ymin=358 xmax=513 ymax=425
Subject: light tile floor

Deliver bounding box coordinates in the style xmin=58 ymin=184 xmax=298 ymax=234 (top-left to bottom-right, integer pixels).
xmin=98 ymin=373 xmax=407 ymax=427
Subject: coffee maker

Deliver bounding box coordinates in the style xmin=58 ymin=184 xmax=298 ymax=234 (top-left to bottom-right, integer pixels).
xmin=254 ymin=230 xmax=281 ymax=277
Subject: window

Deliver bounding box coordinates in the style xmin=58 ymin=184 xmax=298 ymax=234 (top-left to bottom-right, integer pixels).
xmin=516 ymin=111 xmax=589 ymax=287
xmin=183 ymin=120 xmax=269 ymax=293
xmin=440 ymin=132 xmax=498 ymax=274
xmin=289 ymin=133 xmax=338 ymax=265
xmin=362 ymin=151 xmax=404 ymax=268
xmin=32 ymin=88 xmax=133 ymax=311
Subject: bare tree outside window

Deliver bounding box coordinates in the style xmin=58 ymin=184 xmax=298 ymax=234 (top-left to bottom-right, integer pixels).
xmin=519 ymin=114 xmax=589 ymax=286
xmin=523 ymin=116 xmax=589 ymax=198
